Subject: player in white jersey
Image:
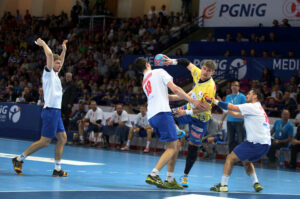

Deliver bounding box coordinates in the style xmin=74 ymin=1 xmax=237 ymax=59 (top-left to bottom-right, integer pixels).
xmin=78 ymin=100 xmax=104 ymax=146
xmin=121 ymin=105 xmax=154 ymax=152
xmin=12 ymin=38 xmax=69 ymax=177
xmin=133 ymin=57 xmax=201 ymax=189
xmin=211 ymin=89 xmax=271 ymax=192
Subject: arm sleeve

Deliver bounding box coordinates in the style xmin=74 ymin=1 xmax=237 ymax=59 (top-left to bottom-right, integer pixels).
xmin=121 ymin=111 xmax=129 ymax=122
xmin=160 ymin=69 xmax=173 ymax=86
xmin=237 ymin=103 xmax=255 ymax=116
xmin=190 ymin=66 xmax=202 ymax=84
xmin=288 ymin=124 xmax=294 ymax=137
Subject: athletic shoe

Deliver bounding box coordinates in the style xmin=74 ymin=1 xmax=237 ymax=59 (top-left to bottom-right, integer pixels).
xmin=158 ymin=179 xmax=184 ymax=189
xmin=210 ymin=183 xmax=228 ymax=192
xmin=143 ymin=148 xmax=150 ymax=153
xmin=180 ymin=176 xmax=188 ymax=187
xmin=12 ymin=157 xmax=23 ymax=175
xmin=253 ymin=182 xmax=263 ymax=192
xmin=52 ymin=169 xmax=68 ymax=177
xmin=145 ymin=174 xmax=163 ymax=186
xmin=121 ymin=146 xmax=129 ymax=151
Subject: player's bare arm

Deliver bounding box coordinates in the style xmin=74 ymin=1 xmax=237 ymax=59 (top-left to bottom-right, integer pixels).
xmin=35 ymin=38 xmax=53 ymax=71
xmin=58 ymin=40 xmax=68 ymax=72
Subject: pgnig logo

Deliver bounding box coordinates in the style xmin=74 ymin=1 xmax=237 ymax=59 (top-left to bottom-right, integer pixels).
xmin=9 ymin=105 xmax=21 ymax=123
xmin=230 ymin=59 xmax=247 ymax=80
xmin=283 ymin=0 xmax=300 ymax=18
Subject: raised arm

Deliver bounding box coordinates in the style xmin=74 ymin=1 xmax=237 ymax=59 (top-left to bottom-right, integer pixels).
xmin=35 ymin=38 xmax=53 ymax=71
xmin=59 ymin=40 xmax=68 ymax=71
xmin=163 ymin=55 xmax=197 ymax=72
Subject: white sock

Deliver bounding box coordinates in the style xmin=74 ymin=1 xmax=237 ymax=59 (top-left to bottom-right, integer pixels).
xmin=80 ymin=136 xmax=84 ymax=141
xmin=146 ymin=141 xmax=150 ymax=148
xmin=221 ymin=175 xmax=229 ymax=186
xmin=126 ymin=140 xmax=131 ymax=147
xmin=17 ymin=153 xmax=26 ymax=161
xmin=55 ymin=160 xmax=61 ymax=171
xmin=166 ymin=172 xmax=174 ymax=182
xmin=150 ymin=168 xmax=159 ymax=177
xmin=250 ymin=173 xmax=259 ymax=185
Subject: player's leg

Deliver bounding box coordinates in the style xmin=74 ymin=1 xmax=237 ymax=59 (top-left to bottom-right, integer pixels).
xmin=53 ymin=112 xmax=68 ymax=177
xmin=12 ymin=108 xmax=56 ymax=175
xmin=144 ymin=128 xmax=153 ymax=152
xmin=243 ymin=161 xmax=262 ymax=192
xmin=210 ymin=151 xmax=239 ymax=192
xmin=121 ymin=126 xmax=136 ymax=150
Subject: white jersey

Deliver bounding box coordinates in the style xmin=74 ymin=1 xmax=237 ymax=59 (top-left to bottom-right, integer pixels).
xmin=143 ymin=69 xmax=172 ymax=119
xmin=135 ymin=113 xmax=149 ymax=128
xmin=85 ymin=107 xmax=103 ymax=123
xmin=42 ymin=68 xmax=62 ymax=109
xmin=238 ymin=102 xmax=271 ymax=145
xmin=111 ymin=110 xmax=131 ymax=127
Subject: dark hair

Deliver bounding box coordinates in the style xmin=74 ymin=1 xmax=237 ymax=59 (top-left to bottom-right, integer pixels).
xmin=251 ymin=89 xmax=263 ymax=101
xmin=133 ymin=57 xmax=147 ymax=73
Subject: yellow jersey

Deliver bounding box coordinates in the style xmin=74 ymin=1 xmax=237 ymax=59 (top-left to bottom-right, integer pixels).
xmin=186 ymin=65 xmax=216 ymax=122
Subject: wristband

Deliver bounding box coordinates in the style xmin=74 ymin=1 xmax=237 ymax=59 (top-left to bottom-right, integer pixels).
xmin=218 ymin=101 xmax=229 ymax=110
xmin=172 ymin=59 xmax=178 ymax=65
xmin=185 ymin=109 xmax=193 ymax=115
xmin=213 ymin=99 xmax=219 ymax=105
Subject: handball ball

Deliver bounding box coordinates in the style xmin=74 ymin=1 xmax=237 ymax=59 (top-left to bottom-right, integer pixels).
xmin=154 ymin=54 xmax=165 ymax=66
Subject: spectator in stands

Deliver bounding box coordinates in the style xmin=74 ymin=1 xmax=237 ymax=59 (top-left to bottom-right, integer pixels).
xmin=224 ymin=50 xmax=231 ymax=57
xmin=268 ymin=32 xmax=277 ymax=42
xmin=148 ymin=5 xmax=157 ymax=19
xmin=125 ymin=64 xmax=136 ymax=80
xmin=259 ymin=35 xmax=266 ymax=42
xmin=62 ymin=72 xmax=77 ymax=130
xmin=289 ymin=125 xmax=300 ymax=169
xmin=236 ymin=32 xmax=245 ymax=42
xmin=70 ymin=101 xmax=86 ymax=142
xmin=71 ymin=1 xmax=82 ymax=25
xmin=272 ymin=19 xmax=279 ymax=27
xmin=288 ymin=50 xmax=295 ymax=58
xmin=240 ymin=49 xmax=247 ymax=57
xmin=121 ymin=105 xmax=153 ymax=152
xmin=161 ymin=5 xmax=168 ymax=16
xmin=250 ymin=33 xmax=258 ymax=42
xmin=260 ymin=68 xmax=273 ymax=88
xmin=267 ymin=109 xmax=294 ymax=166
xmin=281 ymin=18 xmax=291 ymax=27
xmin=282 ymin=91 xmax=297 ymax=118
xmin=297 ymin=84 xmax=300 ymax=103
xmin=24 ymin=9 xmax=32 ymax=23
xmin=294 ymin=104 xmax=300 ymax=127
xmin=271 ymin=50 xmax=278 ymax=58
xmin=102 ymin=104 xmax=130 ymax=148
xmin=263 ymin=96 xmax=279 ymax=117
xmin=205 ymin=32 xmax=215 ymax=42
xmin=261 ymin=83 xmax=271 ymax=99
xmin=2 ymin=85 xmax=17 ymax=102
xmin=219 ymin=80 xmax=246 ymax=153
xmin=78 ymin=100 xmax=103 ymax=146
xmin=225 ymin=33 xmax=234 ymax=42
xmin=36 ymin=87 xmax=44 ymax=106
xmin=249 ymin=49 xmax=257 ymax=57
xmin=262 ymin=50 xmax=269 ymax=58
xmin=175 ymin=48 xmax=183 ymax=56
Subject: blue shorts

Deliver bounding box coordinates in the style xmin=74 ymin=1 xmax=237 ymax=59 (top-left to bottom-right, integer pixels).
xmin=149 ymin=112 xmax=177 ymax=142
xmin=233 ymin=141 xmax=270 ymax=162
xmin=175 ymin=115 xmax=208 ymax=145
xmin=41 ymin=108 xmax=65 ymax=138
xmin=135 ymin=125 xmax=147 ymax=137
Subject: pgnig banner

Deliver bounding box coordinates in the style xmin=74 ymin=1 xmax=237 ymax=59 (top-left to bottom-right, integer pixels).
xmin=199 ymin=0 xmax=300 ymax=27
xmin=122 ymin=55 xmax=299 ymax=81
xmin=0 ymin=103 xmax=42 ymax=140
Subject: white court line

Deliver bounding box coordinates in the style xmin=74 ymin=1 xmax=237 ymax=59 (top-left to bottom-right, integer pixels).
xmin=0 ymin=190 xmax=300 ymax=196
xmin=0 ymin=153 xmax=104 ymax=166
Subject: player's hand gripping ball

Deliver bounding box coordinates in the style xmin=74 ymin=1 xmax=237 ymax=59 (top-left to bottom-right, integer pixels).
xmin=154 ymin=54 xmax=165 ymax=66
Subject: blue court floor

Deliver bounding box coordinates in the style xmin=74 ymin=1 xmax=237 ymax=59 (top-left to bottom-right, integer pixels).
xmin=0 ymin=138 xmax=300 ymax=199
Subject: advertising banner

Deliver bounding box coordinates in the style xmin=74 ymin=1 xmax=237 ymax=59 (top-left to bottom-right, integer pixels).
xmin=199 ymin=0 xmax=300 ymax=27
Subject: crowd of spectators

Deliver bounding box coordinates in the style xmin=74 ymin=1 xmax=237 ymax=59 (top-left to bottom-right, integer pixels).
xmin=0 ymin=6 xmax=194 ymax=111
